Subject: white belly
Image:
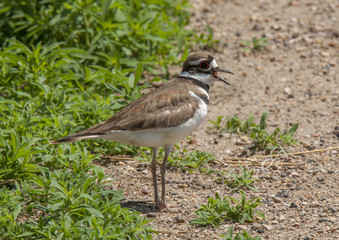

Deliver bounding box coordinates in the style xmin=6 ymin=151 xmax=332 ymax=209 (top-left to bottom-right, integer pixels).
xmin=100 ymin=92 xmax=208 ymax=147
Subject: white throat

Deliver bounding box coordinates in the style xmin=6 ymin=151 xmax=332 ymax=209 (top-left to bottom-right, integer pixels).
xmin=179 ymin=71 xmax=215 ymax=86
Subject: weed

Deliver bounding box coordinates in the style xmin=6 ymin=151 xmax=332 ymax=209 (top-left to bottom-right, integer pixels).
xmin=0 ymin=166 xmax=153 ymax=239
xmin=0 ymin=41 xmax=146 ymax=180
xmin=0 ymin=0 xmax=216 ymax=73
xmin=221 ymin=225 xmax=261 ymax=240
xmin=191 ymin=191 xmax=265 ymax=227
xmin=240 ymin=37 xmax=268 ymax=52
xmin=209 ymin=111 xmax=299 ymax=153
xmin=227 ymin=166 xmax=258 ymax=192
xmin=164 ymin=145 xmax=217 ymax=173
xmin=195 ymin=26 xmax=220 ymax=49
xmin=209 ymin=115 xmax=255 ymax=134
xmin=248 ymin=112 xmax=299 ymax=152
xmin=0 ymin=0 xmax=219 ymax=237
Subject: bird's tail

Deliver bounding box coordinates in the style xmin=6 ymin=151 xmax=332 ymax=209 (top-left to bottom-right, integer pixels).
xmin=49 ymin=134 xmax=100 ymax=144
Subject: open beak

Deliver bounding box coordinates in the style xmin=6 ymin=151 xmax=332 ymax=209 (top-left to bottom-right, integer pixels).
xmin=213 ymin=68 xmax=234 ymax=85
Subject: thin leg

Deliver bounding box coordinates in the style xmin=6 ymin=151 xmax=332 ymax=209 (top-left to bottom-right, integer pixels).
xmin=159 ymin=144 xmax=172 ymax=210
xmin=151 ymin=147 xmax=160 ymax=208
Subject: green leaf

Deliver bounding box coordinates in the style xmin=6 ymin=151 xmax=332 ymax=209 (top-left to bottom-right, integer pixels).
xmin=49 ymin=201 xmax=65 ymax=211
xmin=86 ymin=207 xmax=104 ymax=218
xmin=13 ymin=204 xmax=22 ymax=221
xmin=134 ymin=62 xmax=143 ymax=84
xmin=128 ymin=73 xmax=135 ymax=89
xmin=289 ymin=123 xmax=298 ymax=133
xmin=259 ymin=111 xmax=268 ymax=129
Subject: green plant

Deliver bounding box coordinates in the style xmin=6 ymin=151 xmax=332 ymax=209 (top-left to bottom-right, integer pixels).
xmin=227 ymin=166 xmax=258 ymax=192
xmin=0 ymin=40 xmax=149 ymax=180
xmin=239 ymin=37 xmax=268 ymax=52
xmin=209 ymin=115 xmax=255 ymax=134
xmin=0 ymin=0 xmax=220 ymax=237
xmin=209 ymin=112 xmax=299 ymax=153
xmin=221 ymin=226 xmax=261 ymax=240
xmin=195 ymin=25 xmax=220 ymax=49
xmin=166 ymin=145 xmax=217 ymax=173
xmin=248 ymin=112 xmax=299 ymax=152
xmin=191 ymin=191 xmax=265 ymax=227
xmin=0 ymin=0 xmax=216 ymax=73
xmin=0 ymin=166 xmax=153 ymax=239
xmin=0 ymin=39 xmax=157 ymax=237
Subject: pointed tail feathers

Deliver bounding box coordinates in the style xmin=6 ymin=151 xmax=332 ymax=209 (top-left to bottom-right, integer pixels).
xmin=49 ymin=134 xmax=100 ymax=144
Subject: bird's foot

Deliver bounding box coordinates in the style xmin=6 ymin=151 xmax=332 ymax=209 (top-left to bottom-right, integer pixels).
xmin=157 ymin=201 xmax=178 ymax=213
xmin=158 ymin=202 xmax=169 ymax=211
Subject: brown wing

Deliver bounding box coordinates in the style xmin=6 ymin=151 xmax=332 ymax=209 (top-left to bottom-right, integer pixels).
xmin=50 ymin=80 xmax=200 ymax=143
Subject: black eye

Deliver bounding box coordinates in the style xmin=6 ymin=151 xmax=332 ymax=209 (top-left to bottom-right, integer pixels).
xmin=199 ymin=61 xmax=209 ymax=69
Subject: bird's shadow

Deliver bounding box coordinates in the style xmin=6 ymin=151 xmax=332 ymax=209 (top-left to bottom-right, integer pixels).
xmin=121 ymin=200 xmax=158 ymax=214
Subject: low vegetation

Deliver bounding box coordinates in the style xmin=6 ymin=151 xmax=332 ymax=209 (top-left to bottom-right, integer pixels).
xmin=0 ymin=0 xmax=217 ymax=238
xmin=239 ymin=37 xmax=268 ymax=52
xmin=191 ymin=191 xmax=265 ymax=227
xmin=221 ymin=226 xmax=261 ymax=240
xmin=0 ymin=167 xmax=153 ymax=239
xmin=0 ymin=0 xmax=214 ymax=74
xmin=209 ymin=111 xmax=299 ymax=153
xmin=226 ymin=166 xmax=258 ymax=192
xmin=166 ymin=145 xmax=217 ymax=173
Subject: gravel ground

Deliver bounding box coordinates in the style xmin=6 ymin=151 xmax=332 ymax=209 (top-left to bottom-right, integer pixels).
xmin=96 ymin=0 xmax=339 ymax=239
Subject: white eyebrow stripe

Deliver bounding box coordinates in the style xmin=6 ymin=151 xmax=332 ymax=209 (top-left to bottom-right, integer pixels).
xmin=210 ymin=59 xmax=218 ymax=68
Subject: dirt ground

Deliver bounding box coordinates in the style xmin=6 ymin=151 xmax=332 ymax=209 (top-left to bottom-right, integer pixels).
xmin=95 ymin=0 xmax=339 ymax=239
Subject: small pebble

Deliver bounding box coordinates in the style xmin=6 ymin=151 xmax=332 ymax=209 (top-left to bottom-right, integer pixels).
xmin=294 ymin=222 xmax=300 ymax=227
xmin=327 ymin=207 xmax=337 ymax=213
xmin=290 ymin=202 xmax=298 ymax=208
xmin=320 ymin=52 xmax=330 ymax=57
xmin=262 ymin=224 xmax=272 ymax=231
xmin=272 ymin=197 xmax=282 ymax=203
xmin=317 ymin=177 xmax=325 ymax=182
xmin=126 ymin=166 xmax=136 ymax=173
xmin=225 ymin=149 xmax=232 ymax=155
xmin=252 ymin=223 xmax=262 ymax=230
xmin=141 ymin=186 xmax=149 ymax=194
xmin=326 ymin=216 xmax=337 ymax=223
xmin=147 ymin=213 xmax=156 ymax=218
xmin=272 ymin=164 xmax=280 ymax=170
xmin=276 ymin=190 xmax=289 ymax=198
xmin=284 ymin=87 xmax=292 ymax=95
xmin=234 ymin=225 xmax=247 ymax=231
xmin=174 ymin=215 xmax=185 ymax=223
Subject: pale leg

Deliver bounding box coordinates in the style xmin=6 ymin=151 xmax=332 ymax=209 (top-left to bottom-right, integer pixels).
xmin=151 ymin=147 xmax=160 ymax=208
xmin=159 ymin=144 xmax=173 ymax=210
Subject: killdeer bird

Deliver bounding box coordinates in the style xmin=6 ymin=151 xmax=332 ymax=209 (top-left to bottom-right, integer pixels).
xmin=50 ymin=53 xmax=234 ymax=210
